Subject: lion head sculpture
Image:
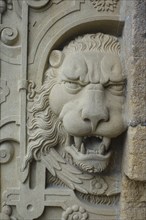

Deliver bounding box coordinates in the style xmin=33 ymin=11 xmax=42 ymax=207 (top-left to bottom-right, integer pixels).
xmin=24 ymin=33 xmax=127 ymax=175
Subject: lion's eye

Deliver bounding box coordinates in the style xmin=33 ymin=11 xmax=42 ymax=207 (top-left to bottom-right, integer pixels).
xmin=107 ymin=84 xmax=125 ymax=96
xmin=64 ymin=81 xmax=82 ymax=94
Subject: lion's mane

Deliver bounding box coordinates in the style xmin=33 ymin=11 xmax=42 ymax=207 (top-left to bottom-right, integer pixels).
xmin=24 ymin=69 xmax=66 ymax=168
xmin=63 ymin=33 xmax=120 ymax=54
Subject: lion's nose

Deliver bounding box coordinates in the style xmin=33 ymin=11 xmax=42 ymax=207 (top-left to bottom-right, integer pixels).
xmin=81 ymin=86 xmax=109 ymax=131
xmin=82 ymin=109 xmax=108 ymax=131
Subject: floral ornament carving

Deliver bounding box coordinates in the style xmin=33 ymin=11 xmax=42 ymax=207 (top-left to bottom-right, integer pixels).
xmin=62 ymin=205 xmax=88 ymax=220
xmin=90 ymin=176 xmax=108 ymax=195
xmin=90 ymin=0 xmax=119 ymax=12
xmin=0 ymin=79 xmax=10 ymax=104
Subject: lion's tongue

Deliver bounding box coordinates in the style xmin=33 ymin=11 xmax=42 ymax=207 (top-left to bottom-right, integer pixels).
xmin=84 ymin=136 xmax=101 ymax=149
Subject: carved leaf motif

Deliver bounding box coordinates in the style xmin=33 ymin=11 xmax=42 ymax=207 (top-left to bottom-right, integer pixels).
xmin=90 ymin=0 xmax=119 ymax=12
xmin=41 ymin=148 xmax=92 ymax=194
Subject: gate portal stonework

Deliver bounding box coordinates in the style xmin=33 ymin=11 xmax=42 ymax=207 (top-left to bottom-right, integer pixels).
xmin=0 ymin=1 xmax=146 ymax=220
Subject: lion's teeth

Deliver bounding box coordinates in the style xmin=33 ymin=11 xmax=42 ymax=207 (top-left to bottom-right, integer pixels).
xmin=99 ymin=144 xmax=105 ymax=155
xmin=102 ymin=137 xmax=111 ymax=151
xmin=87 ymin=149 xmax=95 ymax=154
xmin=80 ymin=143 xmax=86 ymax=154
xmin=74 ymin=136 xmax=82 ymax=150
xmin=66 ymin=134 xmax=70 ymax=146
xmin=96 ymin=135 xmax=103 ymax=140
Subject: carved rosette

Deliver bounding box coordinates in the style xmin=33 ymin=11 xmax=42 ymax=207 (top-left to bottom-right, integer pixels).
xmin=62 ymin=205 xmax=88 ymax=220
xmin=90 ymin=0 xmax=119 ymax=12
xmin=90 ymin=176 xmax=108 ymax=195
xmin=0 ymin=79 xmax=10 ymax=104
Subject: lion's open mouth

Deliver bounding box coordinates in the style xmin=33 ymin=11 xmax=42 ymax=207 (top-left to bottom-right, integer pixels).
xmin=65 ymin=135 xmax=112 ymax=173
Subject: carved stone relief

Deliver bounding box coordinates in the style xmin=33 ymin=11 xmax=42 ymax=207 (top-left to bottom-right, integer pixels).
xmin=1 ymin=0 xmax=145 ymax=219
xmin=25 ymin=33 xmax=126 ymax=178
xmin=17 ymin=33 xmax=126 ymax=219
xmin=90 ymin=0 xmax=119 ymax=12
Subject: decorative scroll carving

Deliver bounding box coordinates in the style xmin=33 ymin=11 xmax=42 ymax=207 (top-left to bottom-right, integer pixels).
xmin=90 ymin=0 xmax=119 ymax=12
xmin=0 ymin=79 xmax=10 ymax=104
xmin=27 ymin=80 xmax=36 ymax=102
xmin=62 ymin=205 xmax=88 ymax=220
xmin=0 ymin=142 xmax=14 ymax=164
xmin=23 ymin=33 xmax=126 ymax=201
xmin=1 ymin=26 xmax=19 ymax=46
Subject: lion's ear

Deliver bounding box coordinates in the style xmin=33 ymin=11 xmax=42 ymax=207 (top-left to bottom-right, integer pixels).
xmin=49 ymin=50 xmax=64 ymax=68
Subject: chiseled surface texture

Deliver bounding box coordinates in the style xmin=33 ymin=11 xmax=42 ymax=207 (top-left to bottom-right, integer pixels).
xmin=0 ymin=0 xmax=145 ymax=220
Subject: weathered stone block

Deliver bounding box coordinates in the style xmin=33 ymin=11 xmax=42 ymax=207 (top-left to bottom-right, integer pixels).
xmin=120 ymin=176 xmax=146 ymax=220
xmin=126 ymin=57 xmax=146 ymax=125
xmin=124 ymin=126 xmax=146 ymax=181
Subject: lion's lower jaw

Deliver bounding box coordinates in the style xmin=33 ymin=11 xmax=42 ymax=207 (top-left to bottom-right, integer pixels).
xmin=65 ymin=145 xmax=112 ymax=173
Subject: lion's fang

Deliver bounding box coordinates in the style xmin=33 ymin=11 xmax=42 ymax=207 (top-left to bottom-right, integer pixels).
xmin=99 ymin=144 xmax=105 ymax=155
xmin=74 ymin=136 xmax=82 ymax=150
xmin=80 ymin=143 xmax=86 ymax=154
